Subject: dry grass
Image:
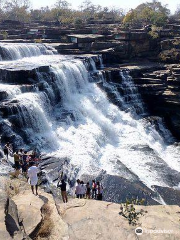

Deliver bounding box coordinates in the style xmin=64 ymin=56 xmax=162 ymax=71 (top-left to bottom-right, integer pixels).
xmin=35 ymin=203 xmax=54 ymax=239
xmin=4 ymin=176 xmax=29 ymax=197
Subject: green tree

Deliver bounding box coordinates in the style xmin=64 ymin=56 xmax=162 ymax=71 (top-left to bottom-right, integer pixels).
xmin=123 ymin=0 xmax=170 ymax=27
xmin=51 ymin=0 xmax=72 ymax=23
xmin=3 ymin=0 xmax=31 ymax=21
xmin=123 ymin=9 xmax=137 ymax=25
xmin=30 ymin=9 xmax=43 ymax=21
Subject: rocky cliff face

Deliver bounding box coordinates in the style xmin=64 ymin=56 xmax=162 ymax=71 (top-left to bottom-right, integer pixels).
xmin=102 ymin=62 xmax=180 ymax=140
xmin=129 ymin=63 xmax=180 ymax=140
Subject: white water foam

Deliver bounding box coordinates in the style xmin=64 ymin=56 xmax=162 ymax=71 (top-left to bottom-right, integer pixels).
xmin=0 ymin=84 xmax=21 ymax=98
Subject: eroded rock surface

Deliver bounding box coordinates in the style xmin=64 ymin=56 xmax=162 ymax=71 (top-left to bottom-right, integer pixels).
xmin=59 ymin=198 xmax=180 ymax=240
xmin=0 ymin=177 xmax=68 ymax=240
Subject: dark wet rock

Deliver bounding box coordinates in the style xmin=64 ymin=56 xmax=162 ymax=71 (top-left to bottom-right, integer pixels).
xmin=9 ymin=116 xmax=22 ymax=128
xmin=0 ymin=91 xmax=8 ymax=101
xmin=0 ymin=119 xmax=24 ymax=150
xmin=0 ymin=65 xmax=50 ymax=85
xmin=0 ymin=68 xmax=37 ymax=84
xmin=20 ymin=84 xmax=36 ymax=93
xmin=81 ymin=172 xmax=158 ymax=205
xmin=153 ymin=186 xmax=180 ymax=206
xmin=0 ymin=102 xmax=20 ymax=117
xmin=39 ymin=157 xmax=79 ymax=187
xmin=0 ymin=105 xmax=10 ymax=117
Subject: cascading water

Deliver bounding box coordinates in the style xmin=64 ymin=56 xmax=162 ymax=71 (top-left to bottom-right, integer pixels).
xmin=99 ymin=70 xmax=145 ymax=116
xmin=0 ymin=44 xmax=180 ymax=203
xmin=0 ymin=43 xmax=56 ymax=61
xmin=0 ymin=83 xmax=21 ymax=98
xmin=99 ymin=55 xmax=104 ymax=69
xmin=119 ymin=71 xmax=145 ymax=114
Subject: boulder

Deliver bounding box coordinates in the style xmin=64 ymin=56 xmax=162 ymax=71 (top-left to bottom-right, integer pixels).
xmin=0 ymin=188 xmax=12 ymax=240
xmin=12 ymin=189 xmax=69 ymax=239
xmin=12 ymin=191 xmax=45 ymax=236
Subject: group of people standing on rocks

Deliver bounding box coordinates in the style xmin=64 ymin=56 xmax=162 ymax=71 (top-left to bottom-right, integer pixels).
xmin=57 ymin=178 xmax=103 ymax=204
xmin=13 ymin=148 xmax=40 ymax=175
xmin=3 ymin=142 xmax=104 ymax=202
xmin=3 ymin=142 xmax=40 ymax=173
xmin=75 ymin=179 xmax=103 ymax=200
xmin=3 ymin=142 xmax=41 ymax=195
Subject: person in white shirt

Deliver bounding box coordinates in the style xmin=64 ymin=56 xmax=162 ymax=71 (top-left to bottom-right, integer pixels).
xmin=80 ymin=181 xmax=86 ymax=198
xmin=75 ymin=179 xmax=81 ymax=198
xmin=28 ymin=162 xmax=40 ymax=195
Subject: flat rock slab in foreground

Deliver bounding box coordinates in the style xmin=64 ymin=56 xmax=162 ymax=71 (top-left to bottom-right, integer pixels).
xmin=59 ymin=199 xmax=180 ymax=240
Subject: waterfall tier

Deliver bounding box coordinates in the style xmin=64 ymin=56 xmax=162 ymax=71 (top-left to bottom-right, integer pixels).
xmin=0 ymin=43 xmax=57 ymax=61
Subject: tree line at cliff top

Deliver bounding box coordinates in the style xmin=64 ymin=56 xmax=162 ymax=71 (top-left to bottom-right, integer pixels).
xmin=0 ymin=0 xmax=180 ymax=27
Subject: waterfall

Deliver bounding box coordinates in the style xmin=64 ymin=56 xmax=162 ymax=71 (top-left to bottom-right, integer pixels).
xmin=99 ymin=55 xmax=104 ymax=69
xmin=99 ymin=70 xmax=144 ymax=116
xmin=89 ymin=58 xmax=97 ymax=72
xmin=120 ymin=71 xmax=145 ymax=114
xmin=0 ymin=46 xmax=180 ymax=196
xmin=24 ymin=60 xmax=180 ymax=187
xmin=0 ymin=43 xmax=56 ymax=61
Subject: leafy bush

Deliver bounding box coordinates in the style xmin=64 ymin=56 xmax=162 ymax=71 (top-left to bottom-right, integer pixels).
xmin=0 ymin=31 xmax=8 ymax=40
xmin=74 ymin=18 xmax=84 ymax=28
xmin=119 ymin=198 xmax=145 ymax=225
xmin=34 ymin=39 xmax=42 ymax=43
xmin=148 ymin=25 xmax=161 ymax=39
xmin=159 ymin=49 xmax=180 ymax=63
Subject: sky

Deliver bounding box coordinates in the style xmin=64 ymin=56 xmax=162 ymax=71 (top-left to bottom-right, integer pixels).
xmin=30 ymin=0 xmax=179 ymax=14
